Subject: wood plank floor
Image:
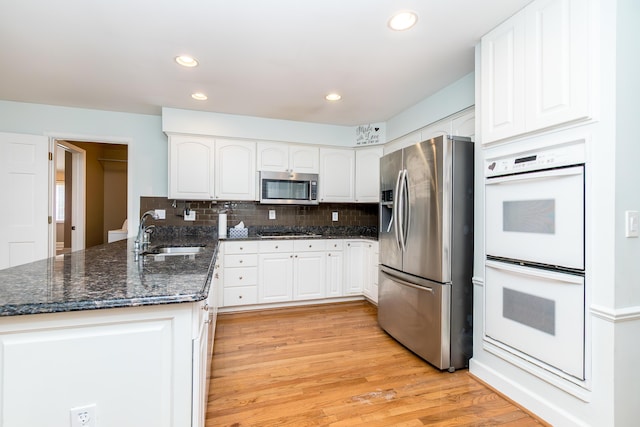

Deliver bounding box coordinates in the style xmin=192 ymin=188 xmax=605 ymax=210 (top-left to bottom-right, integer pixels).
xmin=206 ymin=301 xmax=545 ymax=427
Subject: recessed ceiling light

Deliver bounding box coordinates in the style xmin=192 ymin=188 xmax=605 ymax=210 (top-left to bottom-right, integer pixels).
xmin=388 ymin=11 xmax=418 ymax=31
xmin=191 ymin=92 xmax=208 ymax=101
xmin=325 ymin=93 xmax=342 ymax=101
xmin=175 ymin=55 xmax=199 ymax=67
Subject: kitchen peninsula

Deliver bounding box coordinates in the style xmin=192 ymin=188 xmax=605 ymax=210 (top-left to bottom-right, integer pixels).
xmin=0 ymin=237 xmax=219 ymax=427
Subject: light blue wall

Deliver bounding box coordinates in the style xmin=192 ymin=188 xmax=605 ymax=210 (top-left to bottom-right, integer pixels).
xmin=386 ymin=72 xmax=475 ymax=141
xmin=0 ymin=100 xmax=167 ymax=233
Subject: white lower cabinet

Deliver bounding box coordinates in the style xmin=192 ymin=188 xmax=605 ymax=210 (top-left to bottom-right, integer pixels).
xmin=293 ymin=240 xmax=326 ymax=300
xmin=221 ymin=239 xmax=377 ymax=309
xmin=326 ymin=240 xmax=344 ymax=297
xmin=222 ymin=241 xmax=259 ymax=306
xmin=0 ymin=298 xmax=216 ymax=427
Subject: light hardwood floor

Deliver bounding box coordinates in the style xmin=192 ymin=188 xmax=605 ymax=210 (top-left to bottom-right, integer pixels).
xmin=207 ymin=301 xmax=546 ymax=427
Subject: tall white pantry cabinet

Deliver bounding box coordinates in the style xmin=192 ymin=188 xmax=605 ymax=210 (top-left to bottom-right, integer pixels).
xmin=480 ymin=0 xmax=590 ymax=143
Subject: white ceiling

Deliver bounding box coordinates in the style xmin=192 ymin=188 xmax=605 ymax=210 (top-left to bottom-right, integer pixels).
xmin=0 ymin=0 xmax=530 ymax=126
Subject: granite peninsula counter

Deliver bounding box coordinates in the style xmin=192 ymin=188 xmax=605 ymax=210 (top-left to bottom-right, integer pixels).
xmin=0 ymin=236 xmax=219 ymax=317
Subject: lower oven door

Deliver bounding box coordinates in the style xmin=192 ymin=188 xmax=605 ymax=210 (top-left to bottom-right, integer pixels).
xmin=485 ymin=165 xmax=584 ymax=270
xmin=485 ymin=260 xmax=585 ymax=380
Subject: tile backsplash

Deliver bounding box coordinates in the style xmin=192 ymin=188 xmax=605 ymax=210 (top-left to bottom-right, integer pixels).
xmin=140 ymin=197 xmax=378 ymax=229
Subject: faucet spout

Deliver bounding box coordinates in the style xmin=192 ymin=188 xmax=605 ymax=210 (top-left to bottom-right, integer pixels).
xmin=136 ymin=210 xmax=160 ymax=250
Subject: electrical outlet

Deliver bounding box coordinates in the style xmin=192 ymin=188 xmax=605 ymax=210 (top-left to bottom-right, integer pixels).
xmin=70 ymin=404 xmax=96 ymax=427
xmin=332 ymin=211 xmax=339 ymax=222
xmin=268 ymin=210 xmax=276 ymax=220
xmin=184 ymin=210 xmax=196 ymax=221
xmin=154 ymin=209 xmax=166 ymax=219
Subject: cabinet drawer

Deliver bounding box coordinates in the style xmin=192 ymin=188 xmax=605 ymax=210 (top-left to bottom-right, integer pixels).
xmin=224 ymin=254 xmax=258 ymax=267
xmin=325 ymin=240 xmax=344 ymax=251
xmin=258 ymin=240 xmax=294 ymax=253
xmin=223 ymin=267 xmax=258 ymax=287
xmin=223 ymin=286 xmax=258 ymax=306
xmin=293 ymin=239 xmax=326 ymax=252
xmin=224 ymin=241 xmax=258 ymax=255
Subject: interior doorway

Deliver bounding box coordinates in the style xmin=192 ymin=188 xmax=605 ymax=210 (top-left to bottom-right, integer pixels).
xmin=53 ymin=140 xmax=128 ymax=253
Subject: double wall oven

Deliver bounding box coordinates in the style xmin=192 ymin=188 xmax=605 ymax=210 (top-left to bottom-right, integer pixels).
xmin=484 ymin=142 xmax=585 ymax=381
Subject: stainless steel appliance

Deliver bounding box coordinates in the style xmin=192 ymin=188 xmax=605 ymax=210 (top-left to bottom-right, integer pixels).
xmin=484 ymin=141 xmax=585 ymax=381
xmin=259 ymin=171 xmax=319 ymax=205
xmin=378 ymin=135 xmax=474 ymax=371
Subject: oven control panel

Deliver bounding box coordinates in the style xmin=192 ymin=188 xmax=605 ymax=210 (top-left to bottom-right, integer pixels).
xmin=485 ymin=143 xmax=585 ymax=177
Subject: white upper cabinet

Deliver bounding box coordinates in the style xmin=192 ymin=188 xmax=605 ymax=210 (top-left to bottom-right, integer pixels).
xmin=168 ymin=134 xmax=215 ymax=200
xmin=257 ymin=142 xmax=319 ymax=173
xmin=480 ymin=0 xmax=590 ymax=143
xmin=214 ymin=139 xmax=256 ymax=200
xmin=354 ymin=146 xmax=384 ymax=203
xmin=319 ymin=148 xmax=355 ymax=202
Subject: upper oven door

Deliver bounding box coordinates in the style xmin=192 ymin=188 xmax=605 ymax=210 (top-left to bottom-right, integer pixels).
xmin=485 ymin=165 xmax=584 ymax=271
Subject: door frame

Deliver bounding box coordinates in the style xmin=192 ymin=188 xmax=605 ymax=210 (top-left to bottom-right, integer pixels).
xmin=48 ymin=133 xmax=132 ymax=256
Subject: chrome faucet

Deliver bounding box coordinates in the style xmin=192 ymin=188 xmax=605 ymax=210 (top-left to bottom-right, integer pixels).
xmin=136 ymin=210 xmax=159 ymax=251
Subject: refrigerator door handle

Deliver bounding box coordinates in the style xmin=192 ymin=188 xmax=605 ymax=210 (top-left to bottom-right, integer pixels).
xmin=397 ymin=169 xmax=406 ymax=251
xmin=393 ymin=169 xmax=403 ymax=250
xmin=380 ymin=269 xmax=435 ymax=293
xmin=402 ymin=169 xmax=410 ymax=249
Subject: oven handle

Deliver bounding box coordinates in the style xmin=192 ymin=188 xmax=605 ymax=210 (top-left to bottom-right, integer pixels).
xmin=485 ymin=166 xmax=583 ymax=185
xmin=486 ymin=260 xmax=584 ymax=285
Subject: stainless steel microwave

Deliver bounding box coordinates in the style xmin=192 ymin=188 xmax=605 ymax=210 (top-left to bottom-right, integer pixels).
xmin=259 ymin=171 xmax=319 ymax=205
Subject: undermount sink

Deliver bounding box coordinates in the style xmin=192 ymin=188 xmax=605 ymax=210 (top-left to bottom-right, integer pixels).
xmin=143 ymin=244 xmax=206 ymax=256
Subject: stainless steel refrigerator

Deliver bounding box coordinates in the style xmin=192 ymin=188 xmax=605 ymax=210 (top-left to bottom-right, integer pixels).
xmin=378 ymin=135 xmax=474 ymax=371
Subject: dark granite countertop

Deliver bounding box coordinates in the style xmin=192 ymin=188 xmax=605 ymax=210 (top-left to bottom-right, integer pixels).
xmin=0 ymin=236 xmax=219 ymax=317
xmin=0 ymin=228 xmax=377 ymax=318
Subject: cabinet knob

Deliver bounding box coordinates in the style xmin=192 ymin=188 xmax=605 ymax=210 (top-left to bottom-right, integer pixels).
xmin=295 ymin=255 xmax=298 ymax=258
xmin=308 ymin=244 xmax=312 ymax=248
xmin=240 ymin=247 xmax=243 ymax=250
xmin=239 ymin=276 xmax=243 ymax=280
xmin=214 ymin=273 xmax=219 ymax=279
xmin=290 ymin=255 xmax=293 ymax=258
xmin=239 ymin=295 xmax=243 ymax=299
xmin=275 ymin=245 xmax=279 ymax=249
xmin=202 ymin=304 xmax=209 ymax=312
xmin=239 ymin=259 xmax=243 ymax=263
xmin=328 ymin=253 xmax=331 ymax=257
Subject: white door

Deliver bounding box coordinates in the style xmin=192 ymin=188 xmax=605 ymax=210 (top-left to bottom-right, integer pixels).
xmin=293 ymin=252 xmax=326 ymax=300
xmin=354 ymin=147 xmax=383 ymax=202
xmin=0 ymin=132 xmax=49 ymax=269
xmin=215 ymin=139 xmax=256 ymax=200
xmin=258 ymin=253 xmax=293 ymax=303
xmin=319 ymin=148 xmax=355 ymax=202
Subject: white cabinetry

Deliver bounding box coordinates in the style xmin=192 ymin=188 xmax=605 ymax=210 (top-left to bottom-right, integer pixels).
xmin=319 ymin=148 xmax=355 ymax=202
xmin=222 ymin=241 xmax=259 ymax=306
xmin=214 ymin=139 xmax=256 ymax=200
xmin=293 ymin=240 xmax=326 ymax=300
xmin=344 ymin=240 xmax=367 ymax=295
xmin=326 ymin=240 xmax=344 ymax=297
xmin=354 ymin=146 xmax=383 ymax=202
xmin=0 ymin=302 xmax=210 ymax=427
xmin=257 ymin=142 xmax=319 ymax=173
xmin=364 ymin=241 xmax=379 ymax=303
xmin=168 ymin=134 xmax=215 ymax=200
xmin=259 ymin=240 xmax=295 ymax=303
xmin=480 ymin=0 xmax=590 ymax=143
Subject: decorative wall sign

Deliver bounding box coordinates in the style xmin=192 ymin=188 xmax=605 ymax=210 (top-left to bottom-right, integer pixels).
xmin=355 ymin=123 xmax=385 ymax=146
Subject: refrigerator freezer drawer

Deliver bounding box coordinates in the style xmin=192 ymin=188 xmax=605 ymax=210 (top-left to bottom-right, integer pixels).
xmin=378 ymin=267 xmax=452 ymax=370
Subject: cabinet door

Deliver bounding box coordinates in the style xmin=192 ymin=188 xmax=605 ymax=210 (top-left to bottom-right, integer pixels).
xmin=451 ymin=110 xmax=476 ymax=140
xmin=215 ymin=139 xmax=256 ymax=200
xmin=192 ymin=308 xmax=208 ymax=427
xmin=257 ymin=142 xmax=288 ymax=172
xmin=319 ymin=148 xmax=355 ymax=202
xmin=293 ymin=252 xmax=326 ymax=300
xmin=354 ymin=147 xmax=383 ymax=202
xmin=480 ymin=12 xmax=526 ymax=143
xmin=289 ymin=145 xmax=319 ymax=173
xmin=326 ymin=250 xmax=344 ymax=298
xmin=259 ymin=253 xmax=294 ymax=302
xmin=344 ymin=241 xmax=365 ymax=295
xmin=168 ymin=135 xmax=215 ymax=200
xmin=524 ymin=0 xmax=589 ymax=131
xmin=366 ymin=242 xmax=379 ymax=303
